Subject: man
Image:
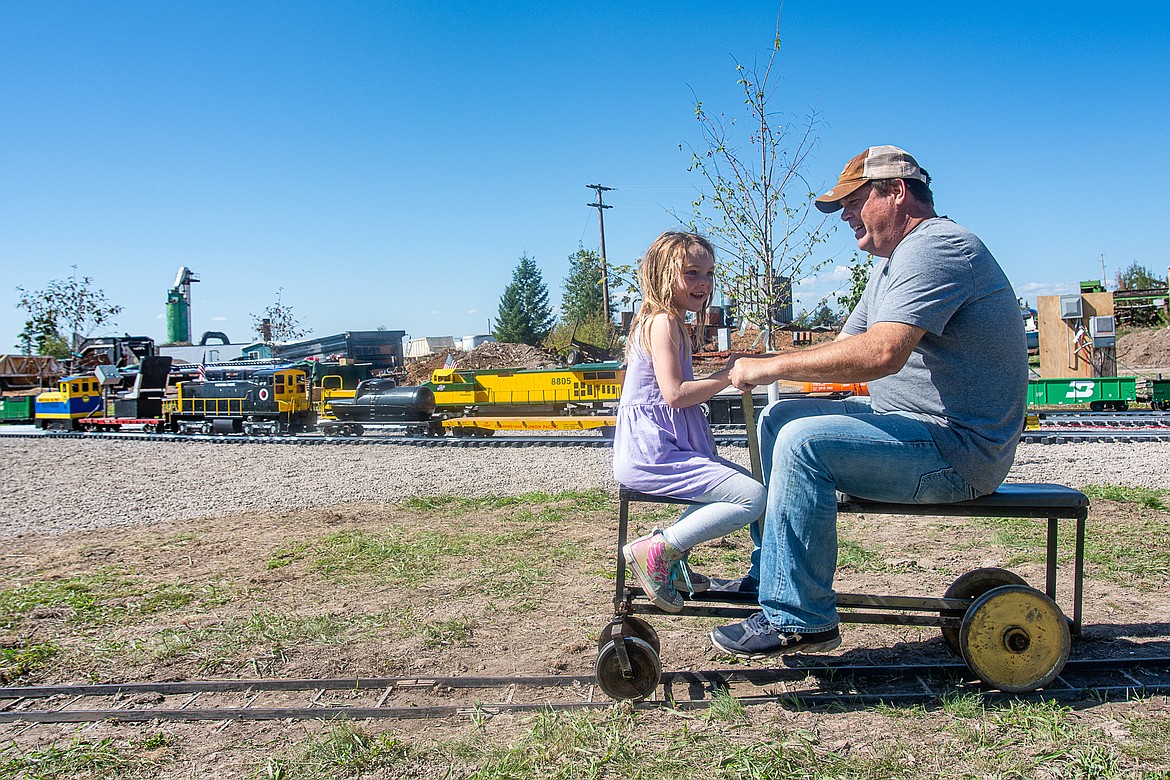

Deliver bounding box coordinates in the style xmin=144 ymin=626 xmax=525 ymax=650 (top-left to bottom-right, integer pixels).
xmin=709 ymin=146 xmax=1027 ymax=658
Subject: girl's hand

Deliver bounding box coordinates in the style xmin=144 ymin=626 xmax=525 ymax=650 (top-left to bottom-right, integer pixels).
xmin=729 ymin=356 xmax=774 ymax=391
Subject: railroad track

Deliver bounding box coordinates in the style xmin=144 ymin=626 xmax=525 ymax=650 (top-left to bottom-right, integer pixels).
xmin=3 ymin=656 xmax=1168 ymax=725
xmin=0 ymin=429 xmax=621 ymax=448
xmin=1035 ymin=411 xmax=1170 ymax=427
xmin=6 ymin=419 xmax=1170 ymax=447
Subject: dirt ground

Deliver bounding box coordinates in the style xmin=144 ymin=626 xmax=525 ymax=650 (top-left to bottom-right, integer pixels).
xmin=2 ymin=489 xmax=1168 ymax=777
xmin=1117 ymin=325 xmax=1170 ymax=371
xmin=4 ymin=326 xmax=1170 ymax=776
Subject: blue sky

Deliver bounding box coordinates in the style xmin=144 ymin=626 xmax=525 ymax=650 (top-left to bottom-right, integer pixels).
xmin=2 ymin=2 xmax=1167 ymax=349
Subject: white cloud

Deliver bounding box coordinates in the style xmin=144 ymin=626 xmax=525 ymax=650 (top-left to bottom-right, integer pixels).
xmin=466 ymin=308 xmax=478 ymax=315
xmin=211 ymin=315 xmax=228 ymax=322
xmin=826 ymin=263 xmax=855 ymax=281
xmin=431 ymin=310 xmax=440 ymax=316
xmin=1016 ymin=281 xmax=1077 ymax=300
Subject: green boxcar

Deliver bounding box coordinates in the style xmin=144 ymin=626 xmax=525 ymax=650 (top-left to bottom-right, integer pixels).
xmin=1152 ymin=378 xmax=1170 ymax=411
xmin=0 ymin=395 xmax=37 ymax=422
xmin=1027 ymin=376 xmax=1137 ymax=410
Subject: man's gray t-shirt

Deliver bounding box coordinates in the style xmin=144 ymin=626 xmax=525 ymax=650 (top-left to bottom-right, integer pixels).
xmin=842 ymin=217 xmax=1026 ymax=494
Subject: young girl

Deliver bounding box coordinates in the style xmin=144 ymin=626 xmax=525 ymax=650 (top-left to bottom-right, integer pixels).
xmin=613 ymin=231 xmax=766 ymax=612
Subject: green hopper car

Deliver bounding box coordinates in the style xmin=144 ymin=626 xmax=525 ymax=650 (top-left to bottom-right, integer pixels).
xmin=1028 ymin=377 xmax=1136 ymax=411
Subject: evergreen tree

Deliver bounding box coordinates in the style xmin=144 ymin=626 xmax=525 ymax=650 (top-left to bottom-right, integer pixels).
xmin=494 ymin=253 xmax=554 ymax=345
xmin=810 ymin=303 xmax=837 ymax=327
xmin=560 ymin=246 xmax=605 ymax=325
xmin=1115 ymin=261 xmax=1165 ymax=291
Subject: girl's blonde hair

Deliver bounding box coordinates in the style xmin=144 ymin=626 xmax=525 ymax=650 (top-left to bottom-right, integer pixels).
xmin=628 ymin=231 xmax=715 ymax=358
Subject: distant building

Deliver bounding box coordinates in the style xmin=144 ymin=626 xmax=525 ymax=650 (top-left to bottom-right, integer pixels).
xmin=159 ymin=343 xmax=247 ymax=365
xmin=274 ymin=330 xmax=406 ymax=371
xmin=158 ymin=330 xmax=248 ymax=365
xmin=406 ymin=336 xmax=457 ymax=359
xmin=460 ymin=334 xmax=495 ymax=351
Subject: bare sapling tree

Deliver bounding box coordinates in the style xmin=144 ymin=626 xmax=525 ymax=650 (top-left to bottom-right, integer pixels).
xmin=15 ymin=273 xmax=123 ymax=359
xmin=251 ymin=288 xmax=310 ymax=343
xmin=681 ymin=18 xmax=833 ymax=348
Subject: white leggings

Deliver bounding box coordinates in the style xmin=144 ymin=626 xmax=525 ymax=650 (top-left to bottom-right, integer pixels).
xmin=659 ymin=470 xmax=767 ymax=553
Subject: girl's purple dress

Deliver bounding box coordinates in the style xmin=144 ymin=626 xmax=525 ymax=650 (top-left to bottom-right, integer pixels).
xmin=613 ymin=329 xmax=739 ymax=498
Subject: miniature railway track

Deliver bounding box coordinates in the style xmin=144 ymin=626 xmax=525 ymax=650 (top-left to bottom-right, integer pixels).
xmin=1023 ymin=410 xmax=1170 ymax=443
xmin=3 ymin=656 xmax=1169 ymax=724
xmin=7 ymin=413 xmax=1170 ymax=446
xmin=1035 ymin=411 xmax=1170 ymax=427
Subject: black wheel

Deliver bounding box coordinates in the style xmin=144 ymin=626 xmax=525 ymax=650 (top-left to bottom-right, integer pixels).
xmin=940 ymin=567 xmax=1028 ymax=654
xmin=595 ymin=636 xmax=660 ymax=701
xmin=959 ymin=585 xmax=1070 ymax=692
xmin=1089 ymin=401 xmax=1105 ymax=412
xmin=596 ymin=617 xmax=661 ymax=655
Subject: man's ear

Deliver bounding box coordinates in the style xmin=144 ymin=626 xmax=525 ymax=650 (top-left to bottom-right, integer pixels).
xmin=893 ymin=178 xmax=909 ymax=205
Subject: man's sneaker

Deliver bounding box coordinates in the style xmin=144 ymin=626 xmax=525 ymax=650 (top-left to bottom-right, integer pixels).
xmin=707 ymin=575 xmax=759 ymax=595
xmin=623 ymin=530 xmax=685 ymax=612
xmin=670 ymin=560 xmax=710 ymax=594
xmin=709 ymin=611 xmax=841 ymax=659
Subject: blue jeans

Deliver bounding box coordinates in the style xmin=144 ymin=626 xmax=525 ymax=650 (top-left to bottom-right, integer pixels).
xmin=753 ymin=396 xmax=979 ymax=632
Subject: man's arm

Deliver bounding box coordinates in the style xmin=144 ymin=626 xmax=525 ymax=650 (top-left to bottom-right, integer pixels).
xmin=729 ymin=322 xmax=925 ymax=389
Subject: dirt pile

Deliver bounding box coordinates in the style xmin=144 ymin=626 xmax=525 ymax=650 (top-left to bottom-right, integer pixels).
xmin=404 ymin=342 xmax=559 ymax=384
xmin=692 ymin=326 xmax=836 ymax=374
xmin=1117 ymin=326 xmax=1170 ymax=370
xmin=402 ymin=328 xmax=835 ymax=384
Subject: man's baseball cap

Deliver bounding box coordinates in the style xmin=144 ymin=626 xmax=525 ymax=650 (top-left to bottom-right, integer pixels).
xmin=814 ymin=146 xmax=930 ymax=213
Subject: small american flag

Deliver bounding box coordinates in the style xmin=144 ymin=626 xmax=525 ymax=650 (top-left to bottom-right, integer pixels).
xmin=196 ymin=364 xmax=207 ymax=382
xmin=443 ymin=352 xmax=456 ymax=369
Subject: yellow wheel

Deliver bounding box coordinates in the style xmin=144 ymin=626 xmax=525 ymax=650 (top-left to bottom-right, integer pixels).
xmin=959 ymin=585 xmax=1070 ymax=692
xmin=595 ymin=636 xmax=660 ymax=701
xmin=940 ymin=568 xmax=1028 ymax=654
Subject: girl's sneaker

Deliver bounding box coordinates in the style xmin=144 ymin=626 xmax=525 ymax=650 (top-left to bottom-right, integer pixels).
xmin=670 ymin=559 xmax=710 ymax=594
xmin=623 ymin=530 xmax=685 ymax=612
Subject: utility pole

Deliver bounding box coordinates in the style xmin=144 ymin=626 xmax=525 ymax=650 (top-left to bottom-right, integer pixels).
xmin=587 ymin=184 xmax=613 ymax=324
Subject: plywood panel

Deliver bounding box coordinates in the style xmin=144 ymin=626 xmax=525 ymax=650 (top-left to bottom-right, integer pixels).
xmin=1037 ymin=292 xmax=1115 ymax=378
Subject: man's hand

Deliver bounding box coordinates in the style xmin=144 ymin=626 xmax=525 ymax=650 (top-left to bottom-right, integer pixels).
xmin=728 ymin=356 xmax=776 ymax=391
xmin=725 ymin=322 xmax=925 ymax=390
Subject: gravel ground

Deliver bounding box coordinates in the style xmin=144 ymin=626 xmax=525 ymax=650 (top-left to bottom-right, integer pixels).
xmin=2 ymin=436 xmax=1169 ymax=538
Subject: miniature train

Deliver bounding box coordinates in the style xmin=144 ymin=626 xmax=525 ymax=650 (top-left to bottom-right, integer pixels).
xmin=24 ymin=357 xmax=1168 ymax=435
xmin=34 ymin=364 xmax=317 ymax=434
xmin=1027 ymin=375 xmax=1170 ymax=412
xmin=323 ymin=363 xmax=624 ymax=437
xmin=30 ymin=361 xmax=627 ymax=436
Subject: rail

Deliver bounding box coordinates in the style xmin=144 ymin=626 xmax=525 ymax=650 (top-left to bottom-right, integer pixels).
xmin=3 ymin=656 xmax=1168 ymax=724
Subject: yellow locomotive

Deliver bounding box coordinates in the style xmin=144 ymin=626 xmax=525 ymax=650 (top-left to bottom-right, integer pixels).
xmin=425 ymin=362 xmax=623 ymax=436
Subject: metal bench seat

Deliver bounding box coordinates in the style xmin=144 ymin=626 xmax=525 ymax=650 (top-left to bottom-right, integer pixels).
xmin=616 ymin=481 xmax=1090 ymax=633
xmin=601 ymin=482 xmax=1091 ymax=700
